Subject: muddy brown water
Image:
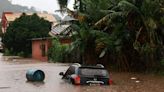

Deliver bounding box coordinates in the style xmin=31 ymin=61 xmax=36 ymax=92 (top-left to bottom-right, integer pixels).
xmin=0 ymin=53 xmax=164 ymax=92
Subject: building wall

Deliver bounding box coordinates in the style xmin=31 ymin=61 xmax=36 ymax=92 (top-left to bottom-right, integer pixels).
xmin=1 ymin=12 xmax=11 ymax=33
xmin=59 ymin=38 xmax=72 ymax=44
xmin=32 ymin=39 xmax=52 ymax=61
xmin=1 ymin=15 xmax=6 ymax=33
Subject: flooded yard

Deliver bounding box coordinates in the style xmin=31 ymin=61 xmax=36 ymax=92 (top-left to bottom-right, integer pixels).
xmin=0 ymin=54 xmax=164 ymax=92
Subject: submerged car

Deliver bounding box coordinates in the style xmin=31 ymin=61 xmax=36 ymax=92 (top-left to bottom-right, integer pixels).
xmin=59 ymin=63 xmax=112 ymax=85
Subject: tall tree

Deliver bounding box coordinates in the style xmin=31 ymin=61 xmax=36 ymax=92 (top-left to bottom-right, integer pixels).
xmin=56 ymin=0 xmax=164 ymax=71
xmin=2 ymin=13 xmax=51 ymax=56
xmin=94 ymin=0 xmax=164 ymax=71
xmin=57 ymin=0 xmax=68 ymax=13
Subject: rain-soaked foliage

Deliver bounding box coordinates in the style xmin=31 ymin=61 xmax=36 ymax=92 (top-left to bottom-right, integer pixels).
xmin=54 ymin=0 xmax=164 ymax=72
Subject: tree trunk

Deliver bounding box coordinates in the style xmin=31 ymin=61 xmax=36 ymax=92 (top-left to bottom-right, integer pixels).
xmin=83 ymin=46 xmax=97 ymax=65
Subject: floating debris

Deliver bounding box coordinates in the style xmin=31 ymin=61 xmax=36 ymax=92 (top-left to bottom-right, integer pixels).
xmin=135 ymin=80 xmax=140 ymax=83
xmin=131 ymin=77 xmax=137 ymax=80
xmin=26 ymin=69 xmax=45 ymax=82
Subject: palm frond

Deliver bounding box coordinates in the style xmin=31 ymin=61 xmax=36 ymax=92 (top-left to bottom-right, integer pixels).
xmin=94 ymin=15 xmax=110 ymax=27
xmin=57 ymin=0 xmax=68 ymax=13
xmin=118 ymin=0 xmax=141 ymax=14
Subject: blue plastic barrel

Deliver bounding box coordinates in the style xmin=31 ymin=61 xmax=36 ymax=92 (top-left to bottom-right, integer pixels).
xmin=26 ymin=69 xmax=45 ymax=81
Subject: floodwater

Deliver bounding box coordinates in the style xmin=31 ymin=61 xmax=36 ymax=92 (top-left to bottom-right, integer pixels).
xmin=0 ymin=53 xmax=115 ymax=92
xmin=0 ymin=53 xmax=164 ymax=92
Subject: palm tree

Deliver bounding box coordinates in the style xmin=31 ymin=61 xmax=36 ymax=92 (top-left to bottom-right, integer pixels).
xmin=57 ymin=0 xmax=68 ymax=11
xmin=56 ymin=0 xmax=164 ymax=71
xmin=94 ymin=0 xmax=164 ymax=71
xmin=69 ymin=24 xmax=98 ymax=64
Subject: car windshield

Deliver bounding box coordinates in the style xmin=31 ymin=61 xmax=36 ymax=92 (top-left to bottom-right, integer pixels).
xmin=79 ymin=68 xmax=109 ymax=77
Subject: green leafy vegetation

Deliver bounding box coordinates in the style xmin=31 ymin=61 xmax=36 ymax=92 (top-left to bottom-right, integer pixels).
xmin=0 ymin=23 xmax=2 ymax=36
xmin=55 ymin=0 xmax=164 ymax=72
xmin=2 ymin=13 xmax=51 ymax=57
xmin=48 ymin=39 xmax=69 ymax=62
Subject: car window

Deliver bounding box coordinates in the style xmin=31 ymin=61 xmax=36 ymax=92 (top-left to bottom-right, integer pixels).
xmin=79 ymin=68 xmax=108 ymax=77
xmin=64 ymin=66 xmax=75 ymax=78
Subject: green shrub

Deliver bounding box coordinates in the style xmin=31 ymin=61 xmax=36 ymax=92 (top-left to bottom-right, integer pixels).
xmin=48 ymin=39 xmax=69 ymax=62
xmin=3 ymin=48 xmax=14 ymax=56
xmin=161 ymin=59 xmax=164 ymax=66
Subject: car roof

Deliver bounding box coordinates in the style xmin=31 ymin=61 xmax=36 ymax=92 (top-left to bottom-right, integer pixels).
xmin=71 ymin=63 xmax=81 ymax=67
xmin=79 ymin=66 xmax=105 ymax=69
xmin=70 ymin=63 xmax=105 ymax=69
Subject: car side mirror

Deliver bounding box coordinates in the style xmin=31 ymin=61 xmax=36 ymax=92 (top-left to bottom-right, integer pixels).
xmin=59 ymin=72 xmax=64 ymax=76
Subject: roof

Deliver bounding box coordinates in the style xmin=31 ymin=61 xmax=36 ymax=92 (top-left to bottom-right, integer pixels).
xmin=31 ymin=37 xmax=52 ymax=41
xmin=63 ymin=15 xmax=77 ymax=21
xmin=4 ymin=12 xmax=57 ymax=23
xmin=50 ymin=24 xmax=71 ymax=35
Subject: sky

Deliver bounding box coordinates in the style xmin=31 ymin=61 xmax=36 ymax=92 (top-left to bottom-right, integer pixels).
xmin=11 ymin=0 xmax=74 ymax=14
